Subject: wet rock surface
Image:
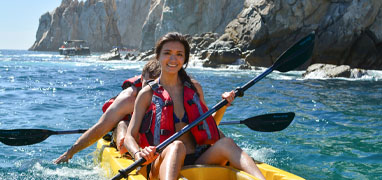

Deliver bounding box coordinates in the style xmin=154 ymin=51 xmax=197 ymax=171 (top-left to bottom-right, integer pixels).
xmin=303 ymin=63 xmax=368 ymax=78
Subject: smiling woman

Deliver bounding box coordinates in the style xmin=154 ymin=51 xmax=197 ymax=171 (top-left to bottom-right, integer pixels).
xmin=0 ymin=0 xmax=61 ymax=50
xmin=122 ymin=32 xmax=265 ymax=180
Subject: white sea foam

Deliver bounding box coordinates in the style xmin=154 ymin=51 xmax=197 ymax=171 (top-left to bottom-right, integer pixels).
xmin=73 ymin=62 xmax=93 ymax=67
xmin=10 ymin=51 xmax=382 ymax=82
xmin=230 ymin=132 xmax=244 ymax=138
xmin=240 ymin=144 xmax=276 ymax=163
xmin=1 ymin=58 xmax=12 ymax=61
xmin=189 ymin=57 xmax=382 ymax=81
xmin=97 ymin=60 xmax=145 ymax=71
xmin=32 ymin=162 xmax=105 ymax=179
xmin=26 ymin=54 xmax=56 ymax=58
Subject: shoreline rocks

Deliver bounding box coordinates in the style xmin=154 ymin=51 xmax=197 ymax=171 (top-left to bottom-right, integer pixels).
xmin=303 ymin=63 xmax=368 ymax=79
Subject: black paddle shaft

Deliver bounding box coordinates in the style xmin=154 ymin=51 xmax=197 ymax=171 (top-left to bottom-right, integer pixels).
xmin=112 ymin=32 xmax=315 ymax=180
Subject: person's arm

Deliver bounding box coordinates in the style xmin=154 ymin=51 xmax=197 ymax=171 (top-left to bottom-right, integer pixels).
xmin=124 ymin=86 xmax=157 ymax=164
xmin=191 ymin=79 xmax=235 ymax=125
xmin=54 ymin=87 xmax=137 ymax=164
xmin=211 ymin=90 xmax=234 ymax=125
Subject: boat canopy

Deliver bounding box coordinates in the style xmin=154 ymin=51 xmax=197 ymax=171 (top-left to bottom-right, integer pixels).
xmin=64 ymin=40 xmax=87 ymax=44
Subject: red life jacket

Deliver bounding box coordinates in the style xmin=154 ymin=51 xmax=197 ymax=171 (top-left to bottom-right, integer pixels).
xmin=101 ymin=75 xmax=142 ymax=120
xmin=121 ymin=75 xmax=142 ymax=90
xmin=139 ymin=81 xmax=220 ymax=148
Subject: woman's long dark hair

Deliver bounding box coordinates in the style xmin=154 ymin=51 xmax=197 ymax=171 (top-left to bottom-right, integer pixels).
xmin=155 ymin=32 xmax=199 ymax=95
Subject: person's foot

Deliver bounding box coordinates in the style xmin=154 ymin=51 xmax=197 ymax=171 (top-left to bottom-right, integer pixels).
xmin=117 ymin=137 xmax=128 ymax=155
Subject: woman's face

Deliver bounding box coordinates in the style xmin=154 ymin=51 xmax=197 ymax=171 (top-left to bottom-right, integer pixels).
xmin=158 ymin=41 xmax=185 ymax=74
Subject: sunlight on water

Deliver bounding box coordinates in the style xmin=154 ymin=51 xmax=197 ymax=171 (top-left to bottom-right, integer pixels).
xmin=230 ymin=132 xmax=244 ymax=138
xmin=25 ymin=54 xmax=57 ymax=58
xmin=102 ymin=62 xmax=145 ymax=71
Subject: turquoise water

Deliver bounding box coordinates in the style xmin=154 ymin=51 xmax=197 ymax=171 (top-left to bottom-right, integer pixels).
xmin=0 ymin=50 xmax=381 ymax=180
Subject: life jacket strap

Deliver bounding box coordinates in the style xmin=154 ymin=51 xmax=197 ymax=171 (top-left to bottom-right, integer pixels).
xmin=148 ymin=81 xmax=159 ymax=92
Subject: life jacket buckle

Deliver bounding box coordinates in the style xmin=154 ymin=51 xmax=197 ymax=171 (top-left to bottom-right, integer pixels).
xmin=164 ymin=100 xmax=173 ymax=106
xmin=187 ymin=99 xmax=194 ymax=105
xmin=160 ymin=129 xmax=171 ymax=136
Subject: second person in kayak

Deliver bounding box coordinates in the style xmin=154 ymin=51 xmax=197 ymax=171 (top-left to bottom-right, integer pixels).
xmin=124 ymin=32 xmax=265 ymax=180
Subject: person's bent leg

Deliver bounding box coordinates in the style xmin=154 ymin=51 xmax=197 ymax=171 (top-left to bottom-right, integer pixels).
xmin=113 ymin=120 xmax=129 ymax=154
xmin=150 ymin=140 xmax=186 ymax=180
xmin=195 ymin=137 xmax=265 ymax=180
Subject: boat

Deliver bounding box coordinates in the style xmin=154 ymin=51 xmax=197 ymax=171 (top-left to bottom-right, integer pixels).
xmin=95 ymin=138 xmax=305 ymax=180
xmin=58 ymin=40 xmax=90 ymax=56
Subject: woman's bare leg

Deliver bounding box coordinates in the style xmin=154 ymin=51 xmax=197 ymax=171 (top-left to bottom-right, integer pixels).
xmin=150 ymin=140 xmax=186 ymax=180
xmin=195 ymin=137 xmax=265 ymax=180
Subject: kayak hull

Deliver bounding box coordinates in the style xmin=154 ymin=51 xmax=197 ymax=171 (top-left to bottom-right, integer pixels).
xmin=95 ymin=138 xmax=304 ymax=180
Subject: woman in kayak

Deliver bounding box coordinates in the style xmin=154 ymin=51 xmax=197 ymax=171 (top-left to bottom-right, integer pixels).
xmin=124 ymin=32 xmax=265 ymax=180
xmin=54 ymin=60 xmax=161 ymax=163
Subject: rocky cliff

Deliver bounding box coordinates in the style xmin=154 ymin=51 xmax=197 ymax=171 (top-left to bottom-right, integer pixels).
xmin=219 ymin=0 xmax=382 ymax=69
xmin=30 ymin=0 xmax=242 ymax=52
xmin=30 ymin=0 xmax=151 ymax=51
xmin=30 ymin=0 xmax=382 ymax=70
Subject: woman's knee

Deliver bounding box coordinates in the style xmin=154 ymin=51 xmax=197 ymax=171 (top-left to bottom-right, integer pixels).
xmin=151 ymin=141 xmax=186 ymax=179
xmin=168 ymin=140 xmax=187 ymax=154
xmin=161 ymin=140 xmax=186 ymax=159
xmin=216 ymin=137 xmax=236 ymax=147
xmin=114 ymin=120 xmax=129 ymax=140
xmin=117 ymin=120 xmax=129 ymax=128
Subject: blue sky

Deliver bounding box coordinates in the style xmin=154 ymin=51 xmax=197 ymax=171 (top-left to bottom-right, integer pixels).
xmin=0 ymin=0 xmax=62 ymax=50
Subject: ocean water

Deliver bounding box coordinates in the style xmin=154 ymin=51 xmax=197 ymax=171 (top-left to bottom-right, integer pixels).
xmin=0 ymin=49 xmax=381 ymax=180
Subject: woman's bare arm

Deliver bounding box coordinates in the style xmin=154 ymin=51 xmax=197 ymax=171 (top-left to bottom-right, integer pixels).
xmin=54 ymin=87 xmax=137 ymax=163
xmin=124 ymin=86 xmax=155 ymax=163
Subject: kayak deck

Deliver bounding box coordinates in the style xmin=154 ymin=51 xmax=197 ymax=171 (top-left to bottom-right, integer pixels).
xmin=95 ymin=138 xmax=304 ymax=180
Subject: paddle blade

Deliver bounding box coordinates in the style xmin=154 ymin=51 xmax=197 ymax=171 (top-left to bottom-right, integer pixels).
xmin=273 ymin=31 xmax=315 ymax=72
xmin=242 ymin=112 xmax=295 ymax=132
xmin=0 ymin=129 xmax=54 ymax=146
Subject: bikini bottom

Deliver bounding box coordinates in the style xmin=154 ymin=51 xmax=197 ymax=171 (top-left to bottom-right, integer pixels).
xmin=146 ymin=145 xmax=210 ymax=178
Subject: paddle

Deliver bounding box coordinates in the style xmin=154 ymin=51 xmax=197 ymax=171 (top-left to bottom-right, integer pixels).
xmin=0 ymin=112 xmax=292 ymax=146
xmin=0 ymin=129 xmax=87 ymax=146
xmin=220 ymin=112 xmax=295 ymax=132
xmin=111 ymin=32 xmax=315 ymax=180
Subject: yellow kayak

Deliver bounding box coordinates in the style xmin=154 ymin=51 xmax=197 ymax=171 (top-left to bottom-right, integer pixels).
xmin=95 ymin=138 xmax=304 ymax=180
